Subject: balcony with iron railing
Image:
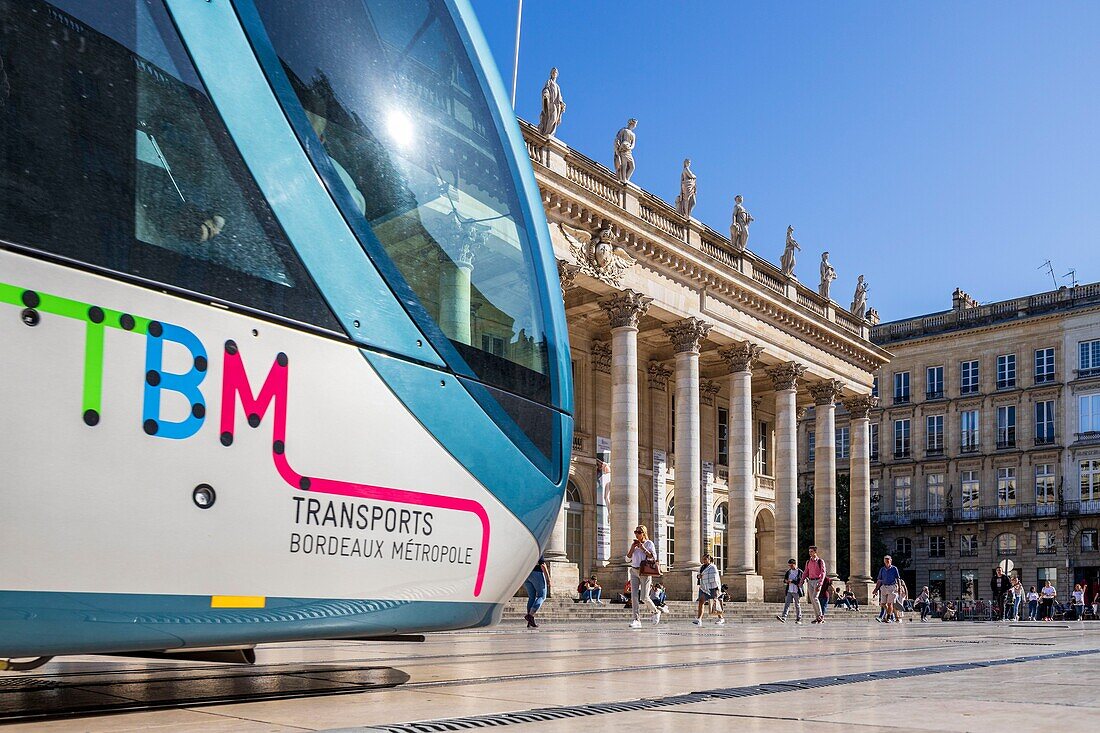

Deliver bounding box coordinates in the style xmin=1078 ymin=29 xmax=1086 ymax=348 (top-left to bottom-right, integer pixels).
xmin=960 ymin=384 xmax=980 ymax=396
xmin=1075 ymin=431 xmax=1100 ymax=445
xmin=1034 ymin=434 xmax=1056 ymax=446
xmin=1036 ymin=546 xmax=1058 ymax=555
xmin=926 ymin=390 xmax=945 ymax=401
xmin=925 ymin=444 xmax=944 ymax=457
xmin=1075 ymin=367 xmax=1100 ymax=380
xmin=893 ymin=393 xmax=910 ymax=405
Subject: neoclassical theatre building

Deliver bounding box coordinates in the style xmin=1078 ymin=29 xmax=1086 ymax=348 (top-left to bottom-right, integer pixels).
xmin=522 ymin=120 xmax=891 ymax=601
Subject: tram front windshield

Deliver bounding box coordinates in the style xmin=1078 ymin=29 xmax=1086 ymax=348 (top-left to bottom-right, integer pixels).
xmin=251 ymin=0 xmax=553 ymax=406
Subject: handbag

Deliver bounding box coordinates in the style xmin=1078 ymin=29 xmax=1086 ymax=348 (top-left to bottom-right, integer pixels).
xmin=639 ymin=558 xmax=662 ymax=576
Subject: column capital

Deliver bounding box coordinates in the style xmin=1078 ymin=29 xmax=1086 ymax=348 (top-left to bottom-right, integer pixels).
xmin=557 ymin=258 xmax=580 ymax=293
xmin=599 ymin=289 xmax=652 ymax=329
xmin=808 ymin=379 xmax=845 ymax=406
xmin=664 ymin=317 xmax=712 ymax=354
xmin=700 ymin=379 xmax=721 ymax=406
xmin=766 ymin=362 xmax=807 ymax=392
xmin=719 ymin=341 xmax=765 ymax=373
xmin=842 ymin=394 xmax=878 ymax=420
xmin=647 ymin=361 xmax=673 ymax=391
xmin=592 ymin=341 xmax=612 ymax=374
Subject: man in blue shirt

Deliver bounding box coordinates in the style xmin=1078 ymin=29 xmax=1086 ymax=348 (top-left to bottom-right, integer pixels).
xmin=873 ymin=555 xmax=902 ymax=623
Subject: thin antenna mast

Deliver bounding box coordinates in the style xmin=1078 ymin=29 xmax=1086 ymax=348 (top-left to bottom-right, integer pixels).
xmin=1038 ymin=260 xmax=1057 ymax=289
xmin=1063 ymin=269 xmax=1078 ymax=288
xmin=510 ymin=0 xmax=523 ymax=109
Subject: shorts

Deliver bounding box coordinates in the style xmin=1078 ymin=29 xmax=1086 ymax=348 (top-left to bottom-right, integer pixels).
xmin=698 ymin=588 xmax=719 ymax=602
xmin=879 ymin=584 xmax=897 ymax=604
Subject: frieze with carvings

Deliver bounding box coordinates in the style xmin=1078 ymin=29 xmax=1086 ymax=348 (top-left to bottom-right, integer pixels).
xmin=592 ymin=342 xmax=612 ymax=374
xmin=557 ymin=258 xmax=580 ymax=292
xmin=557 ymin=222 xmax=636 ymax=287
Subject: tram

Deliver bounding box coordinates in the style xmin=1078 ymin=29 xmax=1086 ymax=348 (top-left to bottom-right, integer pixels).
xmin=0 ymin=0 xmax=571 ymax=664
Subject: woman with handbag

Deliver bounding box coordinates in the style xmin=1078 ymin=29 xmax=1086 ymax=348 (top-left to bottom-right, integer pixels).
xmin=626 ymin=525 xmax=661 ymax=628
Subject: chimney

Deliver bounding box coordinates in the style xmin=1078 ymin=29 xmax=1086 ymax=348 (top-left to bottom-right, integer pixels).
xmin=952 ymin=288 xmax=978 ymax=310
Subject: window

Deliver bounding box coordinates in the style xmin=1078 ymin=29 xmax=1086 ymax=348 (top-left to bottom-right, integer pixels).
xmin=564 ymin=482 xmax=584 ymax=570
xmin=808 ymin=431 xmax=815 ymax=463
xmin=1036 ymin=464 xmax=1056 ymax=505
xmin=1034 ymin=400 xmax=1056 ymax=445
xmin=927 ymin=473 xmax=945 ymax=511
xmin=872 ymin=376 xmax=879 ymax=398
xmin=961 ymin=410 xmax=980 ymax=451
xmin=894 ymin=372 xmax=910 ymax=403
xmin=961 ymin=470 xmax=980 ymax=511
xmin=1037 ymin=567 xmax=1057 ymax=585
xmin=961 ymin=360 xmax=980 ymax=394
xmin=961 ymin=569 xmax=978 ymax=599
xmin=757 ymin=421 xmax=770 ymax=474
xmin=870 ymin=423 xmax=880 ymax=462
xmin=960 ymin=534 xmax=978 ymax=555
xmin=835 ymin=426 xmax=850 ymax=460
xmin=1079 ymin=394 xmax=1100 ymax=434
xmin=894 ymin=419 xmax=911 ymax=458
xmin=1035 ymin=348 xmax=1055 ymax=384
xmin=717 ymin=407 xmax=729 ymax=466
xmin=712 ymin=503 xmax=728 ymax=572
xmin=0 ymin=0 xmax=340 ymax=329
xmin=481 ymin=335 xmax=505 ymax=357
xmin=894 ymin=476 xmax=912 ymax=512
xmin=1037 ymin=530 xmax=1057 ymax=555
xmin=929 ymin=570 xmax=946 ymax=601
xmin=929 ymin=536 xmax=946 ymax=558
xmin=996 ymin=406 xmax=1016 ymax=448
xmin=996 ymin=354 xmax=1016 ymax=390
xmin=926 ymin=415 xmax=944 ymax=453
xmin=996 ymin=533 xmax=1018 ymax=556
xmin=895 ymin=537 xmax=912 ymax=557
xmin=1081 ymin=529 xmax=1099 ymax=553
xmin=926 ymin=366 xmax=944 ymax=399
xmin=1080 ymin=340 xmax=1100 ymax=376
xmin=1081 ymin=459 xmax=1100 ymax=502
xmin=665 ymin=497 xmax=676 ymax=567
xmin=870 ymin=478 xmax=881 ymax=508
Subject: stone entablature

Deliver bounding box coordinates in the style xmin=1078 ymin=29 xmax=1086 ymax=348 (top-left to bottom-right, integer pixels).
xmin=521 ymin=119 xmax=887 ymax=376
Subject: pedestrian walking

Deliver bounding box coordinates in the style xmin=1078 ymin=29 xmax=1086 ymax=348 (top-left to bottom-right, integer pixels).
xmin=694 ymin=554 xmax=725 ymax=625
xmin=916 ymin=586 xmax=932 ymax=622
xmin=523 ymin=556 xmax=550 ymax=628
xmin=625 ymin=525 xmax=661 ymax=628
xmin=804 ymin=546 xmax=827 ymax=623
xmin=1026 ymin=586 xmax=1040 ymax=620
xmin=990 ymin=566 xmax=1012 ymax=620
xmin=1092 ymin=589 xmax=1100 ymax=620
xmin=776 ymin=558 xmax=804 ymax=624
xmin=814 ymin=576 xmax=833 ymax=623
xmin=1072 ymin=584 xmax=1086 ymax=621
xmin=872 ymin=555 xmax=901 ymax=623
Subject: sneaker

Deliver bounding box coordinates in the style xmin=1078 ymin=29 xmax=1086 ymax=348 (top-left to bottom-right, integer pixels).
xmin=629 ymin=620 xmax=642 ymax=629
xmin=692 ymin=619 xmax=702 ymax=626
xmin=795 ymin=620 xmax=803 ymax=624
xmin=775 ymin=614 xmax=786 ymax=623
xmin=715 ymin=618 xmax=726 ymax=626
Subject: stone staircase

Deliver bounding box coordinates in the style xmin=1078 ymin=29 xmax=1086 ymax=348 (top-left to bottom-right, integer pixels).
xmin=502 ymin=597 xmax=874 ymax=624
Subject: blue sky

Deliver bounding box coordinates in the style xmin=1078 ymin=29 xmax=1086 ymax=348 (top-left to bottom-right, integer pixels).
xmin=469 ymin=1 xmax=1100 ymax=321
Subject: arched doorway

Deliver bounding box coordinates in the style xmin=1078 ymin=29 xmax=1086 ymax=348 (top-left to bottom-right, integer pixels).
xmin=755 ymin=507 xmax=776 ymax=600
xmin=665 ymin=495 xmax=676 ymax=568
xmin=565 ymin=481 xmax=585 ymax=574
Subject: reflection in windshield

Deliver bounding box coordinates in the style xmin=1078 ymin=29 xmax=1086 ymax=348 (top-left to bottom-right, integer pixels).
xmin=252 ymin=0 xmax=550 ymax=403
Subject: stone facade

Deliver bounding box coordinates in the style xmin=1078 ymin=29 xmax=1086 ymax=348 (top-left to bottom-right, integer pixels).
xmin=523 ymin=120 xmax=889 ymax=602
xmin=798 ymin=284 xmax=1100 ymax=606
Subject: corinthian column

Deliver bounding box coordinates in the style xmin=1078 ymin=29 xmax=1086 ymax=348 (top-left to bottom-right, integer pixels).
xmin=720 ymin=341 xmax=765 ymax=601
xmin=767 ymin=362 xmax=806 ymax=602
xmin=844 ymin=394 xmax=877 ymax=602
xmin=808 ymin=379 xmax=844 ymax=578
xmin=599 ymin=291 xmax=652 ymax=568
xmin=438 ymin=225 xmax=486 ymax=345
xmin=665 ymin=318 xmax=713 ymax=580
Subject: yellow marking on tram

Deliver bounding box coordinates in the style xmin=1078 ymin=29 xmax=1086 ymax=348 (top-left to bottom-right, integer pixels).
xmin=210 ymin=595 xmax=267 ymax=608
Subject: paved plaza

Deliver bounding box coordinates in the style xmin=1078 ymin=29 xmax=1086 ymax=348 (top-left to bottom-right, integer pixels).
xmin=3 ymin=619 xmax=1098 ymax=732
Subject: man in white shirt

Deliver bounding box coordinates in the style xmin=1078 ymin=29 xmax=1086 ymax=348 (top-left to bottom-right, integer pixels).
xmin=776 ymin=558 xmax=804 ymax=624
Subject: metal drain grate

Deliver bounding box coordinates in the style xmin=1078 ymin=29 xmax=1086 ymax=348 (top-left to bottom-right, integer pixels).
xmin=349 ymin=648 xmax=1100 ymax=733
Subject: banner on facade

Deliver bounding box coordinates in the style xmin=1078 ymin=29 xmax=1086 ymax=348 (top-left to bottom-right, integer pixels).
xmin=595 ymin=436 xmax=612 ymax=565
xmin=652 ymin=449 xmax=667 ymax=566
xmin=701 ymin=460 xmax=714 ymax=557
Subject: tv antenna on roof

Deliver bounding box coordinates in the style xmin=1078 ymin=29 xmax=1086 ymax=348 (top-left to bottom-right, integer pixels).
xmin=1038 ymin=260 xmax=1057 ymax=289
xmin=1063 ymin=269 xmax=1078 ymax=288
